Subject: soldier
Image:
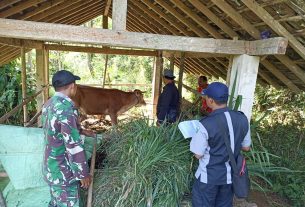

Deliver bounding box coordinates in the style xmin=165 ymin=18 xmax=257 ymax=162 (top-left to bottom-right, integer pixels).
xmin=42 ymin=70 xmax=95 ymax=207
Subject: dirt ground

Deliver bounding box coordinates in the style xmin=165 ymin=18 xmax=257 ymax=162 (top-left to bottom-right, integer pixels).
xmin=248 ymin=190 xmax=291 ymax=207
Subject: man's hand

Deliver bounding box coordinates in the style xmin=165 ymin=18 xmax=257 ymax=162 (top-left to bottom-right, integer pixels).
xmin=80 ymin=176 xmax=92 ymax=189
xmin=81 ymin=129 xmax=96 ymax=137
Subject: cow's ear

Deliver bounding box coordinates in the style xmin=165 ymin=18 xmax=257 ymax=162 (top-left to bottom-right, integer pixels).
xmin=134 ymin=90 xmax=141 ymax=97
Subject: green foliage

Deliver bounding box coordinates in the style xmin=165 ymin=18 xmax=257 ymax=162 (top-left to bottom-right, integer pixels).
xmin=252 ymin=85 xmax=305 ymax=206
xmin=0 ymin=62 xmax=36 ymax=125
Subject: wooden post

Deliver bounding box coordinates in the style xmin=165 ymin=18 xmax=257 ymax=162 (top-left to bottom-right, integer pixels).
xmin=102 ymin=55 xmax=108 ymax=88
xmin=44 ymin=48 xmax=49 ymax=99
xmin=170 ymin=54 xmax=175 ymax=71
xmin=102 ymin=15 xmax=109 ymax=88
xmin=178 ymin=52 xmax=185 ymax=101
xmin=112 ymin=0 xmax=127 ymax=30
xmin=21 ymin=47 xmax=28 ymax=125
xmin=229 ymin=54 xmax=260 ymax=120
xmin=152 ymin=51 xmax=163 ymax=118
xmin=36 ymin=49 xmax=46 ymax=125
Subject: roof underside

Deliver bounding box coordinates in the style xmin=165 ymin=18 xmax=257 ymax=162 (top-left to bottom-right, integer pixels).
xmin=0 ymin=0 xmax=305 ymax=91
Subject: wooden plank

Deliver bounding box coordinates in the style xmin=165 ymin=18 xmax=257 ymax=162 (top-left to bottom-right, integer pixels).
xmin=21 ymin=47 xmax=28 ymax=125
xmin=0 ymin=18 xmax=288 ymax=55
xmin=188 ymin=0 xmax=238 ymax=38
xmin=45 ymin=44 xmax=157 ymax=56
xmin=178 ymin=52 xmax=185 ymax=100
xmin=242 ymin=0 xmax=305 ymax=61
xmin=112 ymin=0 xmax=127 ymax=30
xmin=170 ymin=0 xmax=223 ymax=39
xmin=0 ymin=37 xmax=43 ymax=49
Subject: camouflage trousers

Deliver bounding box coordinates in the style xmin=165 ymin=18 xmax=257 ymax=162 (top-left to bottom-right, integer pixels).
xmin=48 ymin=184 xmax=80 ymax=207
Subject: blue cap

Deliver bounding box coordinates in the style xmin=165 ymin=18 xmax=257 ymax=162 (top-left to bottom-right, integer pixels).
xmin=202 ymin=82 xmax=229 ymax=102
xmin=52 ymin=70 xmax=80 ymax=87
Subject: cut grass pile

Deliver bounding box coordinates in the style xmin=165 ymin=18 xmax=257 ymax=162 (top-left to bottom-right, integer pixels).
xmin=93 ymin=118 xmax=193 ymax=207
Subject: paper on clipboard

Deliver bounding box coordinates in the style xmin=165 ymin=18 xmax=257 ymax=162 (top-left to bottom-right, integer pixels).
xmin=178 ymin=120 xmax=201 ymax=139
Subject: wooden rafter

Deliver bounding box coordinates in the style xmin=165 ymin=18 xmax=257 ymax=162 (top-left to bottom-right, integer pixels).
xmin=188 ymin=0 xmax=238 ymax=38
xmin=104 ymin=0 xmax=112 ymax=16
xmin=242 ymin=0 xmax=305 ymax=61
xmin=170 ymin=0 xmax=222 ymax=39
xmin=210 ymin=0 xmax=301 ymax=92
xmin=0 ymin=0 xmax=20 ymax=11
xmin=0 ymin=0 xmax=45 ymax=18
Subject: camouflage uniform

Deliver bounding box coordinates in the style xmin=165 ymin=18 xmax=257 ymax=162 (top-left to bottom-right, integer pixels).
xmin=42 ymin=92 xmax=89 ymax=207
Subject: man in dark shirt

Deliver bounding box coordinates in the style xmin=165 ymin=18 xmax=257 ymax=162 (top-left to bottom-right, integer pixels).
xmin=156 ymin=69 xmax=180 ymax=125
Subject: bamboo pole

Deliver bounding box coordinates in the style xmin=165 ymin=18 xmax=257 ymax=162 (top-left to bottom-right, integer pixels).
xmin=0 ymin=86 xmax=48 ymax=124
xmin=24 ymin=108 xmax=42 ymax=127
xmin=86 ymin=135 xmax=97 ymax=207
xmin=21 ymin=47 xmax=28 ymax=126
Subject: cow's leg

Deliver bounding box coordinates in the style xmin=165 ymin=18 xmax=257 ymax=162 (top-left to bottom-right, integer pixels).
xmin=109 ymin=113 xmax=118 ymax=125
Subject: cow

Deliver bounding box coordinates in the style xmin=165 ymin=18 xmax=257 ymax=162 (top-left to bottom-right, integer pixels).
xmin=71 ymin=84 xmax=146 ymax=125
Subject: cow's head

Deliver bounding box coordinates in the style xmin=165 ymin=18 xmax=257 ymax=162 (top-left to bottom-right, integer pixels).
xmin=134 ymin=89 xmax=146 ymax=106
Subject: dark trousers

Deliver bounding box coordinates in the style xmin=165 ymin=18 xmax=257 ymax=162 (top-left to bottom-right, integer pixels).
xmin=192 ymin=177 xmax=233 ymax=207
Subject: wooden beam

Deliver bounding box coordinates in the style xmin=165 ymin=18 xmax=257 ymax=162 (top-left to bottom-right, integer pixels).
xmin=242 ymin=0 xmax=305 ymax=61
xmin=0 ymin=19 xmax=288 ymax=55
xmin=0 ymin=37 xmax=43 ymax=49
xmin=188 ymin=0 xmax=238 ymax=38
xmin=104 ymin=0 xmax=112 ymax=16
xmin=45 ymin=44 xmax=157 ymax=56
xmin=163 ymin=51 xmax=229 ymax=58
xmin=21 ymin=47 xmax=28 ymax=125
xmin=112 ymin=0 xmax=127 ymax=30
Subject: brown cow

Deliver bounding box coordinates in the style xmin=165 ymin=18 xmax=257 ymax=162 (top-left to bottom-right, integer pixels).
xmin=71 ymin=84 xmax=146 ymax=125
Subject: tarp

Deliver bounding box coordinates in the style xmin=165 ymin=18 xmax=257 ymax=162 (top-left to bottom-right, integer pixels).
xmin=0 ymin=124 xmax=100 ymax=190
